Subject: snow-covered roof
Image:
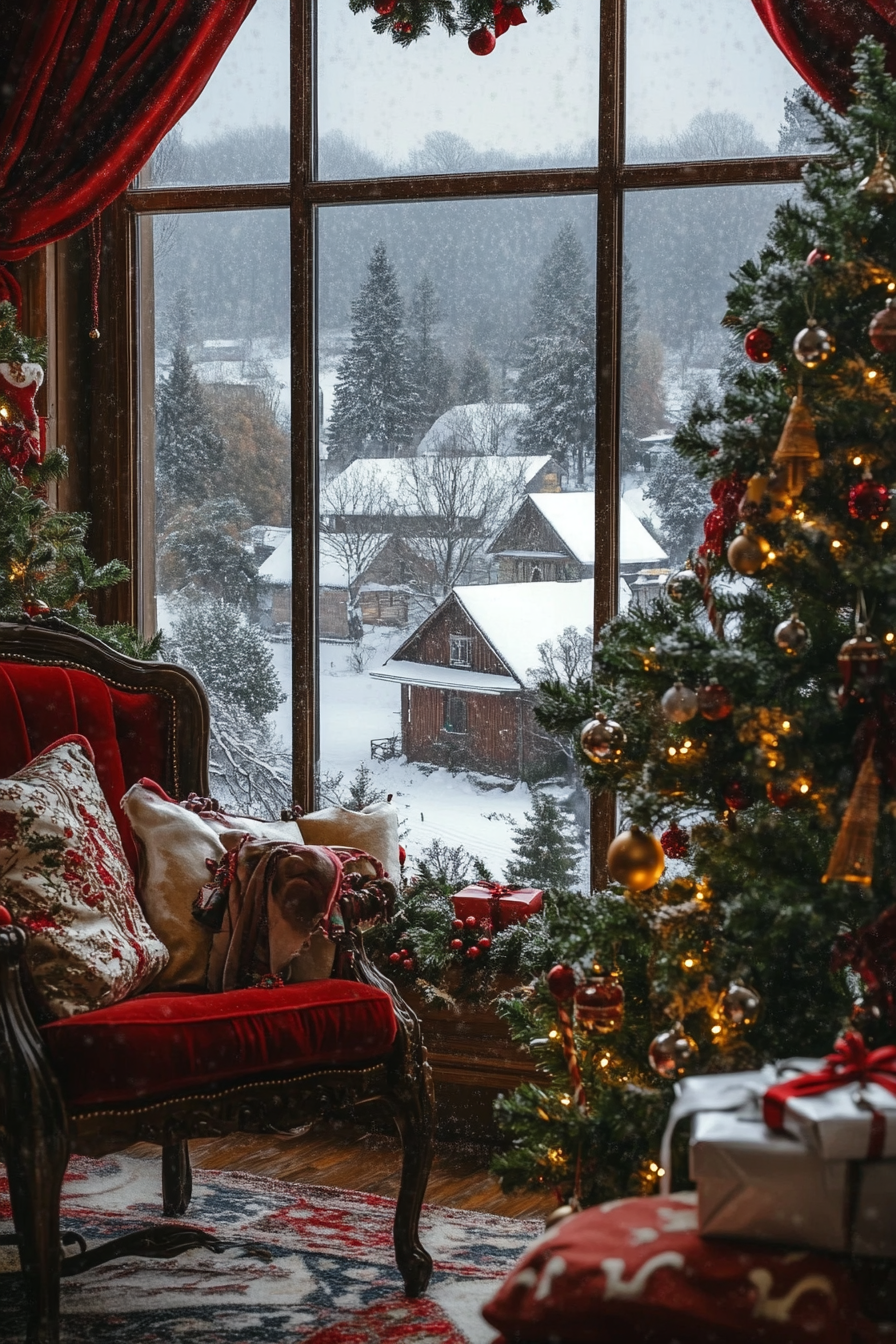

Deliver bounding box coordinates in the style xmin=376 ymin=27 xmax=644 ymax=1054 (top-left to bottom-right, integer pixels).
xmin=416 ymin=403 xmax=531 ymax=457
xmin=259 ymin=532 xmax=389 ymax=588
xmin=622 ymin=486 xmax=660 ymax=530
xmin=322 ymin=455 xmax=554 ymax=518
xmin=453 ymin=580 xmax=593 ymax=684
xmin=370 ymin=661 xmax=519 ymax=695
xmin=245 ymin=524 xmax=290 ymax=552
xmin=520 ymin=492 xmax=667 ymax=567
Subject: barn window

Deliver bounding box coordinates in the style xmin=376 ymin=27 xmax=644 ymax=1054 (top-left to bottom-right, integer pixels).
xmin=75 ymin=0 xmax=810 ymax=884
xmin=449 ymin=635 xmax=473 ymax=669
xmin=443 ymin=693 xmax=468 ymax=735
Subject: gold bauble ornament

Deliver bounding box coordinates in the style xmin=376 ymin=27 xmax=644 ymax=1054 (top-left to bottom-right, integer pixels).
xmin=727 ymin=527 xmax=770 ymax=576
xmin=607 ymin=826 xmax=665 ymax=892
xmin=859 ymin=151 xmax=896 ymax=200
xmin=771 ymin=392 xmax=820 ymax=496
xmin=715 ymin=981 xmax=762 ymax=1028
xmin=580 ymin=710 xmax=626 ymax=764
xmin=774 ymin=615 xmax=809 ymax=656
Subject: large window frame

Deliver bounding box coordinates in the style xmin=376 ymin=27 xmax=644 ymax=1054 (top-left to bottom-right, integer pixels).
xmin=102 ymin=0 xmax=817 ymax=885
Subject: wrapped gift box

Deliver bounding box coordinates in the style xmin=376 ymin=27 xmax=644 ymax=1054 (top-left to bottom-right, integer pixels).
xmin=769 ymin=1080 xmax=896 ymax=1161
xmin=690 ymin=1108 xmax=896 ymax=1258
xmin=451 ymin=883 xmax=542 ymax=930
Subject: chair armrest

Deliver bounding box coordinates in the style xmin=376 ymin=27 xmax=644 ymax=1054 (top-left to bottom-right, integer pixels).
xmin=0 ymin=914 xmax=70 ymax=1158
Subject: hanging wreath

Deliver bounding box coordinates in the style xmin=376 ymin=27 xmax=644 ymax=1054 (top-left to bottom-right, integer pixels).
xmin=349 ymin=0 xmax=557 ymax=53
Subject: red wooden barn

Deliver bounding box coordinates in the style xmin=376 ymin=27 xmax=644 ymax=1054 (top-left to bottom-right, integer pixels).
xmin=371 ymin=580 xmax=593 ymax=777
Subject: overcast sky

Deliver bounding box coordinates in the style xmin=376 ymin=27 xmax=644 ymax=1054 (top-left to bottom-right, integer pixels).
xmin=177 ymin=0 xmax=801 ymax=161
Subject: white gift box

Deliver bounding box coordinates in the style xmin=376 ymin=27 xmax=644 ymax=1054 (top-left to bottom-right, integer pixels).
xmin=768 ymin=1080 xmax=896 ymax=1161
xmin=689 ymin=1108 xmax=896 ymax=1258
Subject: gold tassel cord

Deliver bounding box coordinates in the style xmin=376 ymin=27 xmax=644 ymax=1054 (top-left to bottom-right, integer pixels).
xmin=822 ymin=753 xmax=880 ymax=885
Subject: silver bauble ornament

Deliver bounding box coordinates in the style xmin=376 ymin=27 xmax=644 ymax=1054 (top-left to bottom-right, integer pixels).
xmin=716 ymin=981 xmax=762 ymax=1028
xmin=580 ymin=710 xmax=626 ymax=764
xmin=774 ymin=615 xmax=809 ymax=656
xmin=793 ymin=318 xmax=835 ymax=368
xmin=665 ymin=569 xmax=699 ymax=603
xmin=648 ymin=1022 xmax=699 ymax=1079
xmin=661 ymin=682 xmax=699 ymax=724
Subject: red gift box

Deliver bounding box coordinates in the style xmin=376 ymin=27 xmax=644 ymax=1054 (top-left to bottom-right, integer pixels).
xmin=451 ymin=882 xmax=543 ymax=931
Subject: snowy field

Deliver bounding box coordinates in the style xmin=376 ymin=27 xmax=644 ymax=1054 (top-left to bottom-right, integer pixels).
xmin=272 ymin=626 xmax=568 ymax=880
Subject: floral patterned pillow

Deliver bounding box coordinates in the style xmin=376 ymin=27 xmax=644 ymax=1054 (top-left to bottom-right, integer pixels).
xmin=0 ymin=735 xmax=168 ymax=1017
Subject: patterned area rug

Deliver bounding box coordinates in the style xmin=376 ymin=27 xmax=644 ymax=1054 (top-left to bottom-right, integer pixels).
xmin=0 ymin=1154 xmax=538 ymax=1343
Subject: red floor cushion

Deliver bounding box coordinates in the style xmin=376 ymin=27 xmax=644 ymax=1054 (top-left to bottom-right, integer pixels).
xmin=482 ymin=1194 xmax=870 ymax=1344
xmin=41 ymin=980 xmax=397 ymax=1107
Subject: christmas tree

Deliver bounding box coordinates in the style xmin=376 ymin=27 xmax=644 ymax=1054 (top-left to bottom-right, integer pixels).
xmin=327 ymin=241 xmax=419 ymax=467
xmin=0 ymin=300 xmax=154 ymax=656
xmin=491 ymin=40 xmax=896 ymax=1210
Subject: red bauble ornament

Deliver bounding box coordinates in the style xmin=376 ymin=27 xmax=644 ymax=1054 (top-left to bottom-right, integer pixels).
xmin=374 ymin=0 xmax=396 ymax=12
xmin=806 ymin=246 xmax=832 ymax=267
xmin=869 ymin=298 xmax=896 ymax=353
xmin=547 ymin=963 xmax=577 ymax=1001
xmin=392 ymin=19 xmax=413 ymax=33
xmin=766 ymin=779 xmax=795 ymax=809
xmin=450 ymin=938 xmax=463 ymax=950
xmin=849 ymin=478 xmax=890 ymax=521
xmin=478 ymin=936 xmax=492 ymax=950
xmin=389 ymin=952 xmax=401 ymax=964
xmin=0 ymin=906 xmax=11 ymax=927
xmin=743 ymin=327 xmax=773 ymax=363
xmin=451 ymin=918 xmax=464 ymax=930
xmin=838 ymin=632 xmax=887 ymax=699
xmin=660 ymin=824 xmax=689 ymax=859
xmin=398 ymin=844 xmax=406 ymax=866
xmin=698 ymin=684 xmax=733 ymax=720
xmin=466 ymin=945 xmax=481 ymax=960
xmin=573 ymin=971 xmax=624 ymax=1034
xmin=464 ymin=914 xmax=478 ymax=928
xmin=402 ymin=957 xmax=414 ymax=971
xmin=723 ymin=781 xmax=749 ymax=812
xmin=23 ymin=598 xmax=50 ymax=618
xmin=468 ymin=26 xmax=496 ymax=55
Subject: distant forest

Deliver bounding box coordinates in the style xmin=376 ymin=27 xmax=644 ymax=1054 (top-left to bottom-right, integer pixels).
xmin=149 ymin=93 xmax=814 ymax=371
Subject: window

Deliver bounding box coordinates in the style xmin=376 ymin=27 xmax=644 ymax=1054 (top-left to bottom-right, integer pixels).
xmin=107 ymin=0 xmax=815 ymax=886
xmin=443 ymin=693 xmax=468 ymax=736
xmin=449 ymin=635 xmax=472 ymax=670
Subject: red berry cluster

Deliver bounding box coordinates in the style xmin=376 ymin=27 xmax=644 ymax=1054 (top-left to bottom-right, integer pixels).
xmin=389 ymin=947 xmax=416 ymax=972
xmin=449 ymin=914 xmax=492 ymax=960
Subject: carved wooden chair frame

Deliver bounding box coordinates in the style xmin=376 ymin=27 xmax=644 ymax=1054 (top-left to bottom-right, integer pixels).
xmin=0 ymin=618 xmax=435 ymax=1344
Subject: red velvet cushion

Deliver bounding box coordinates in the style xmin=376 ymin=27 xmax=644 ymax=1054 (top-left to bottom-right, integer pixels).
xmin=0 ymin=660 xmax=172 ymax=872
xmin=41 ymin=980 xmax=397 ymax=1107
xmin=482 ymin=1194 xmax=867 ymax=1344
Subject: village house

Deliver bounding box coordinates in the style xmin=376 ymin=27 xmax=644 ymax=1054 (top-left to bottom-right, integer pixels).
xmin=370 ymin=580 xmax=595 ymax=777
xmin=490 ymin=491 xmax=668 ymax=584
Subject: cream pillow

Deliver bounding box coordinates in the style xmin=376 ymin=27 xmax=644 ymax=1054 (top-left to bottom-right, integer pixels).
xmin=298 ymin=801 xmax=400 ymax=877
xmin=0 ymin=737 xmax=168 ymax=1017
xmin=122 ymin=782 xmax=223 ymax=990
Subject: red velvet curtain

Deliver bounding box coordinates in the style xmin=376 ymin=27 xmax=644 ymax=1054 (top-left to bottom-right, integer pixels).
xmin=752 ymin=0 xmax=896 ymax=111
xmin=0 ymin=0 xmax=257 ymax=262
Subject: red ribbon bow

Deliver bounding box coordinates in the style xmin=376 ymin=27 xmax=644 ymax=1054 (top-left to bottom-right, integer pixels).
xmin=493 ymin=2 xmax=526 ymax=38
xmin=764 ymin=1031 xmax=896 ymax=1158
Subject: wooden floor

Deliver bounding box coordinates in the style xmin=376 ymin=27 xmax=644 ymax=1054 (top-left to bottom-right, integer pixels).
xmin=132 ymin=1122 xmax=553 ymax=1221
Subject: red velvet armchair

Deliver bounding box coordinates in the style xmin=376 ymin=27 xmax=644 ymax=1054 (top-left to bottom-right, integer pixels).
xmin=0 ymin=617 xmax=435 ymax=1344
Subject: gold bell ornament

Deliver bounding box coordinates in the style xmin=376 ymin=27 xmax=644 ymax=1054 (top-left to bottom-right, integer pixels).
xmin=772 ymin=391 xmax=820 ymax=497
xmin=859 ymin=151 xmax=896 ymax=200
xmin=822 ymin=751 xmax=880 ymax=886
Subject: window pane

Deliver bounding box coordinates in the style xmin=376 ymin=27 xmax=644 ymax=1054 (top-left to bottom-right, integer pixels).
xmin=141 ymin=209 xmax=292 ymax=814
xmin=146 ymin=0 xmax=289 ymax=186
xmin=620 ymin=183 xmax=794 ymax=611
xmin=626 ymin=0 xmax=808 ymax=163
xmin=317 ymin=197 xmax=596 ymax=888
xmin=316 ymin=1 xmax=598 ymax=179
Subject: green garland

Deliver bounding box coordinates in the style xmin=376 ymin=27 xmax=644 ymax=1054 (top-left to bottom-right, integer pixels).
xmin=348 ymin=0 xmax=556 ymax=47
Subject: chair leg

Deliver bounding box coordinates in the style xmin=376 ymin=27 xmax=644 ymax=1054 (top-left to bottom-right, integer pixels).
xmin=162 ymin=1139 xmax=192 ymax=1217
xmin=387 ymin=1067 xmax=435 ymax=1297
xmin=6 ymin=1126 xmax=69 ymax=1344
